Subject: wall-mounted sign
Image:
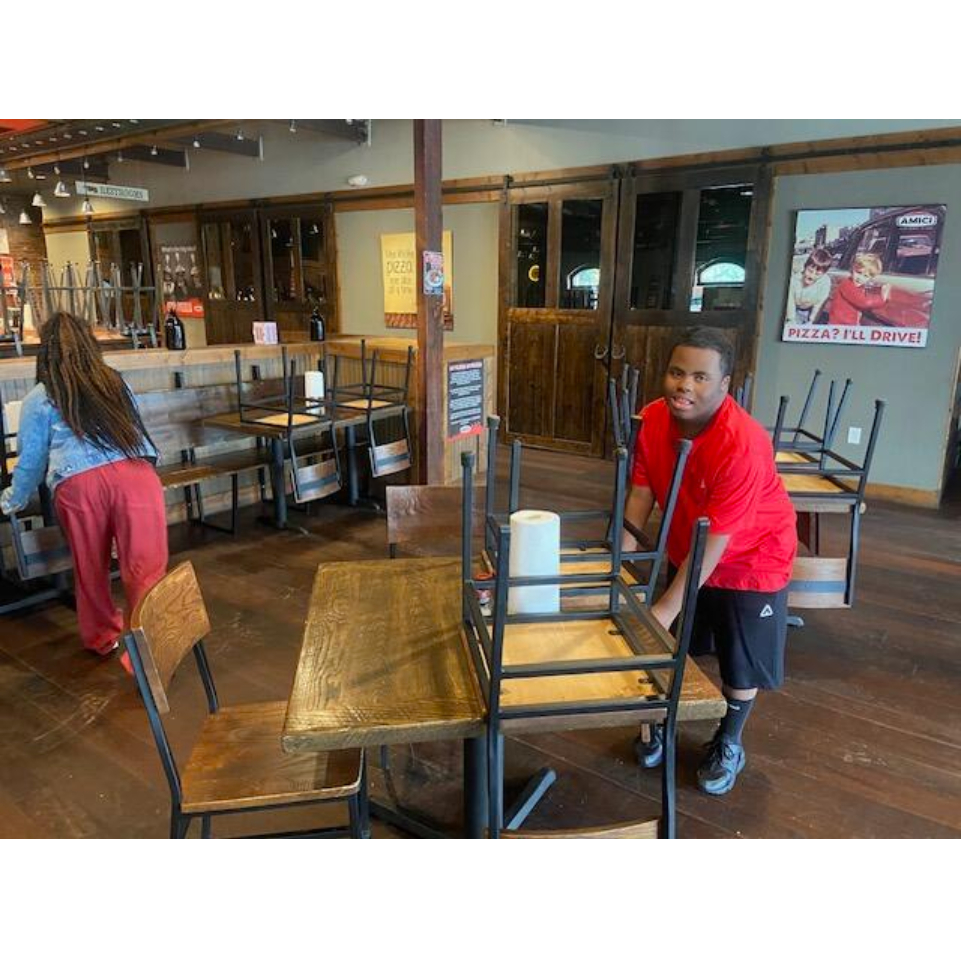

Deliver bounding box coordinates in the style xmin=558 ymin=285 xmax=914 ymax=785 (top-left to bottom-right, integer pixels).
xmin=381 ymin=230 xmax=453 ymax=330
xmin=159 ymin=243 xmax=204 ymax=319
xmin=782 ymin=205 xmax=946 ymax=348
xmin=447 ymin=359 xmax=484 ymax=440
xmin=75 ymin=182 xmax=150 ymax=203
xmin=423 ymin=250 xmax=444 ymax=296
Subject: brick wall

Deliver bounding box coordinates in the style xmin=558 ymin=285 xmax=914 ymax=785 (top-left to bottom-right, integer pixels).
xmin=1 ymin=203 xmax=48 ymax=279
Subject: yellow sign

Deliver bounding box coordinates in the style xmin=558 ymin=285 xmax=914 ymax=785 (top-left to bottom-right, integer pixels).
xmin=381 ymin=230 xmax=453 ymax=329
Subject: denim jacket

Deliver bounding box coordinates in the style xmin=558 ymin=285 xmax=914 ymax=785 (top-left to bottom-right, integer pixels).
xmin=0 ymin=382 xmax=159 ymax=515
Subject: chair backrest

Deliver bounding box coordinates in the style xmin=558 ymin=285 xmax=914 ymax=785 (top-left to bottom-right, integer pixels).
xmin=386 ymin=484 xmax=485 ymax=555
xmin=9 ymin=514 xmax=73 ymax=580
xmin=128 ymin=561 xmax=212 ymax=714
xmin=498 ymin=819 xmax=658 ymax=839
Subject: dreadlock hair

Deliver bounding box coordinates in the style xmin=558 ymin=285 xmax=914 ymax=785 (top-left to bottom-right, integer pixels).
xmin=36 ymin=312 xmax=151 ymax=457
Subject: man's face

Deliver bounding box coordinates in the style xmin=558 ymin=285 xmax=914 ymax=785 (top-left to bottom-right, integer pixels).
xmin=663 ymin=345 xmax=730 ymax=430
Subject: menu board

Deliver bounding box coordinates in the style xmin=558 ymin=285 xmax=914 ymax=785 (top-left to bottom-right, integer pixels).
xmin=447 ymin=360 xmax=484 ymax=440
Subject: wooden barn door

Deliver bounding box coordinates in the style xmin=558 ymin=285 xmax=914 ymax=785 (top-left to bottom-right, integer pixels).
xmin=497 ymin=177 xmax=618 ymax=456
xmin=610 ymin=165 xmax=771 ymax=425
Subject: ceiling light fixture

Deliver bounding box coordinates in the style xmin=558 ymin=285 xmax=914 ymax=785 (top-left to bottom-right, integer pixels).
xmin=81 ymin=198 xmax=94 ymax=216
xmin=193 ymin=137 xmax=201 ymax=148
xmin=150 ymin=145 xmax=158 ymax=156
xmin=0 ymin=198 xmax=5 ymax=215
xmin=54 ymin=163 xmax=61 ymax=175
xmin=26 ymin=167 xmax=34 ymax=179
xmin=54 ymin=181 xmax=70 ymax=198
xmin=236 ymin=129 xmax=244 ymax=141
xmin=117 ymin=151 xmax=124 ymax=163
xmin=0 ymin=168 xmax=11 ymax=183
xmin=289 ymin=120 xmax=297 ymax=133
xmin=83 ymin=157 xmax=90 ymax=170
xmin=19 ymin=210 xmax=31 ymax=225
xmin=31 ymin=192 xmax=46 ymax=208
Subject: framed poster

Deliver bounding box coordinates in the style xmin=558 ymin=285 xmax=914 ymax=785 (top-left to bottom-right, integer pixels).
xmin=159 ymin=243 xmax=205 ymax=319
xmin=447 ymin=359 xmax=484 ymax=439
xmin=782 ymin=205 xmax=946 ymax=348
xmin=381 ymin=230 xmax=453 ymax=330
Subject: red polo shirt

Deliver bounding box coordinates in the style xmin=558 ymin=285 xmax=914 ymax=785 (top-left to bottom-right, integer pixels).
xmin=631 ymin=395 xmax=797 ymax=592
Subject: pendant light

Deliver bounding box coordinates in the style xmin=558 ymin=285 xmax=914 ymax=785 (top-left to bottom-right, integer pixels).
xmin=19 ymin=210 xmax=31 ymax=225
xmin=54 ymin=180 xmax=70 ymax=198
xmin=81 ymin=198 xmax=94 ymax=215
xmin=0 ymin=168 xmax=11 ymax=183
xmin=31 ymin=192 xmax=46 ymax=208
xmin=0 ymin=197 xmax=6 ymax=214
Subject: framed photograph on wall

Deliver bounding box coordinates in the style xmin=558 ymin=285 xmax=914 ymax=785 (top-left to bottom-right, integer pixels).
xmin=782 ymin=205 xmax=946 ymax=348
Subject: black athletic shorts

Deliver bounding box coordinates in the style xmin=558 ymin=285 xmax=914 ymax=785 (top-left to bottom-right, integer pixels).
xmin=687 ymin=585 xmax=789 ymax=691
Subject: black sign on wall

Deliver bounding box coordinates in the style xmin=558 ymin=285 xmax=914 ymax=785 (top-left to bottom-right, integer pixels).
xmin=447 ymin=359 xmax=485 ymax=440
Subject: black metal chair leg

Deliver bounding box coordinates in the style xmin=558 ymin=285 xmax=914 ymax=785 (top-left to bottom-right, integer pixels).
xmin=661 ymin=723 xmax=677 ymax=839
xmin=488 ymin=731 xmax=504 ymax=838
xmin=230 ymin=475 xmax=239 ymax=534
xmin=201 ymin=815 xmax=212 ymax=839
xmin=357 ymin=753 xmax=371 ymax=838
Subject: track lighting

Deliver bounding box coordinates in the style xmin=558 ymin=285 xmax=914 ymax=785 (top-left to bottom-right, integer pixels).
xmin=27 ymin=167 xmax=34 ymax=179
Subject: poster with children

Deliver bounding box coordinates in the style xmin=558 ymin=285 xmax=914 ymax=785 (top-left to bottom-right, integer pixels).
xmin=782 ymin=205 xmax=945 ymax=348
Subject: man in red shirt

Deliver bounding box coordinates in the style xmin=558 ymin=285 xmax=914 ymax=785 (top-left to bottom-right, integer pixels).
xmin=623 ymin=327 xmax=797 ymax=795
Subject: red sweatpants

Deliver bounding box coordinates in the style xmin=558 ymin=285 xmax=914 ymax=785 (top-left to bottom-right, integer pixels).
xmin=55 ymin=459 xmax=169 ymax=655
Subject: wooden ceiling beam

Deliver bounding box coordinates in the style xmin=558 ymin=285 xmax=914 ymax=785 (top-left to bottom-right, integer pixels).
xmin=2 ymin=120 xmax=231 ymax=170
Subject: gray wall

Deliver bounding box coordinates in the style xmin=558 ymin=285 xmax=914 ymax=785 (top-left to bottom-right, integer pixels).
xmin=336 ymin=203 xmax=499 ymax=344
xmin=755 ymin=165 xmax=961 ymax=497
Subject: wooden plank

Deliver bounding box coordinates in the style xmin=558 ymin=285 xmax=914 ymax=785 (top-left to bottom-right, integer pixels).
xmin=789 ymin=556 xmax=850 ymax=610
xmin=282 ymin=557 xmax=487 ymax=752
xmin=414 ymin=119 xmax=445 ymax=486
xmin=500 ymin=818 xmax=659 ymax=839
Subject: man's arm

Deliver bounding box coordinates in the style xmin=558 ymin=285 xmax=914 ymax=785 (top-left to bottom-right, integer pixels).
xmin=650 ymin=531 xmax=731 ymax=629
xmin=621 ymin=484 xmax=655 ymax=552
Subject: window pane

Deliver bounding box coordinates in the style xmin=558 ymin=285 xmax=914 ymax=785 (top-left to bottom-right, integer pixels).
xmin=894 ymin=225 xmax=936 ymax=276
xmin=690 ymin=185 xmax=753 ymax=311
xmin=203 ymin=223 xmax=226 ymax=299
xmin=515 ymin=203 xmax=548 ymax=308
xmin=631 ymin=192 xmax=680 ymax=310
xmin=300 ymin=217 xmax=327 ymax=306
xmin=269 ymin=218 xmax=298 ymax=302
xmin=559 ymin=199 xmax=603 ymax=309
xmin=230 ymin=220 xmax=256 ymax=302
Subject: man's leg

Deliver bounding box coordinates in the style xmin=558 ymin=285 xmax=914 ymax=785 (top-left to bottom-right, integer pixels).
xmin=697 ymin=587 xmax=787 ymax=796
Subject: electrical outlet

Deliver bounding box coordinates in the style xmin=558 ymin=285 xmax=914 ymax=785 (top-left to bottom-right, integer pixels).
xmin=848 ymin=426 xmax=862 ymax=445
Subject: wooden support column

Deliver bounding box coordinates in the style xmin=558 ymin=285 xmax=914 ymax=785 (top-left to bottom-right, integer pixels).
xmin=414 ymin=119 xmax=445 ymax=485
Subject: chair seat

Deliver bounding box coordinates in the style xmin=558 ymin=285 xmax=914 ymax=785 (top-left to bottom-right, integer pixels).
xmin=180 ymin=700 xmax=363 ymax=814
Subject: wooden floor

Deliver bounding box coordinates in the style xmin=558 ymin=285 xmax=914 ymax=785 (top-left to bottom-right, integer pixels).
xmin=2 ymin=448 xmax=960 ymax=839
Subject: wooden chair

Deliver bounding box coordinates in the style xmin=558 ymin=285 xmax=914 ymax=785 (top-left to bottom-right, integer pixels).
xmin=331 ymin=340 xmax=414 ymax=479
xmin=462 ymin=445 xmax=710 ymax=839
xmin=498 ymin=820 xmax=658 ymax=839
xmin=386 ymin=483 xmax=485 ymax=558
xmin=124 ymin=561 xmax=369 ymax=839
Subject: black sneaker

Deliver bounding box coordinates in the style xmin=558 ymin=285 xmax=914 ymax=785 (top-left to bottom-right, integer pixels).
xmin=634 ymin=726 xmax=664 ymax=768
xmin=697 ymin=732 xmax=746 ymax=796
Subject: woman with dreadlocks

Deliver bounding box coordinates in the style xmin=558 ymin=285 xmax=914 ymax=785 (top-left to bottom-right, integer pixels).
xmin=1 ymin=313 xmax=166 ymax=667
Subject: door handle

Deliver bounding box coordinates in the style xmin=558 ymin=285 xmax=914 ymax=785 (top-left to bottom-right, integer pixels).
xmin=611 ymin=344 xmax=626 ymax=360
xmin=594 ymin=344 xmax=609 ymax=361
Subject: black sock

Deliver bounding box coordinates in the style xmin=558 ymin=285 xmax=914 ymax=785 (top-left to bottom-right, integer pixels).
xmin=720 ymin=695 xmax=755 ymax=744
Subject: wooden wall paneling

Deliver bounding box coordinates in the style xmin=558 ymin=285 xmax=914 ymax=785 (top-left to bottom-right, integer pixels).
xmin=553 ymin=320 xmax=597 ymax=446
xmin=545 ymin=200 xmax=562 ymax=311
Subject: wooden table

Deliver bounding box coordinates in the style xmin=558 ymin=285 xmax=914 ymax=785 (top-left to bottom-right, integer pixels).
xmin=283 ymin=556 xmax=725 ymax=837
xmin=201 ymin=403 xmax=406 ymax=528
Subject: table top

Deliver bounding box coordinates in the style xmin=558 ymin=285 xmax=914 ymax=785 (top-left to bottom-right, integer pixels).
xmin=202 ymin=402 xmax=405 ymax=440
xmin=282 ymin=557 xmax=725 ymax=754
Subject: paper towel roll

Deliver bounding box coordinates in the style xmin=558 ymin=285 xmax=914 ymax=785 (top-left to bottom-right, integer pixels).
xmin=508 ymin=510 xmax=560 ymax=615
xmin=304 ymin=370 xmax=325 ymax=406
